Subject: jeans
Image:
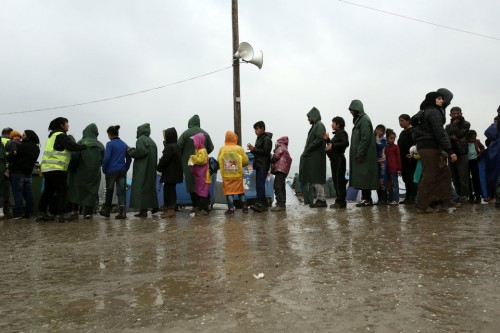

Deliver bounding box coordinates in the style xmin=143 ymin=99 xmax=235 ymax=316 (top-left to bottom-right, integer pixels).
xmin=255 ymin=168 xmax=267 ymax=206
xmin=10 ymin=173 xmax=34 ymax=217
xmin=387 ymin=173 xmax=400 ymax=202
xmin=273 ymin=172 xmax=286 ymax=207
xmin=226 ymin=194 xmax=247 ymax=209
xmin=104 ymin=172 xmax=126 ymax=206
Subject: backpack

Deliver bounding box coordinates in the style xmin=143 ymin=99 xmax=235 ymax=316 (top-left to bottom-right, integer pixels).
xmin=410 ymin=110 xmax=425 ymax=127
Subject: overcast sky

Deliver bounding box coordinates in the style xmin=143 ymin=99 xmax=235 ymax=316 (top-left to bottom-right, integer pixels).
xmin=1 ymin=0 xmax=499 ymax=173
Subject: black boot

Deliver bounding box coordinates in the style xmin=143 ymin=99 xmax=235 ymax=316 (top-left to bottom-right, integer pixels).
xmin=99 ymin=205 xmax=111 ymax=218
xmin=116 ymin=206 xmax=126 ymax=219
xmin=134 ymin=209 xmax=147 ymax=217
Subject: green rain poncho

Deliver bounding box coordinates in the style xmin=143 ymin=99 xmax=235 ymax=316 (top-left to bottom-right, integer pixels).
xmin=299 ymin=107 xmax=327 ymax=185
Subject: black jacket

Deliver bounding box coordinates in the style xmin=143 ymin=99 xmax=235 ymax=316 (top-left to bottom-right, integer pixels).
xmin=50 ymin=130 xmax=87 ymax=152
xmin=445 ymin=117 xmax=470 ymax=155
xmin=325 ymin=128 xmax=349 ymax=159
xmin=252 ymin=132 xmax=273 ymax=170
xmin=7 ymin=141 xmax=40 ymax=175
xmin=156 ymin=128 xmax=183 ymax=184
xmin=412 ymin=107 xmax=452 ymax=154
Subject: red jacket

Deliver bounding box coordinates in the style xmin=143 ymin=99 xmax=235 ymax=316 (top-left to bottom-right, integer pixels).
xmin=385 ymin=143 xmax=401 ymax=174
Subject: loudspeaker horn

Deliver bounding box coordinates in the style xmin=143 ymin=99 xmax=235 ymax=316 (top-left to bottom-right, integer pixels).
xmin=247 ymin=50 xmax=263 ymax=69
xmin=234 ymin=42 xmax=254 ymax=62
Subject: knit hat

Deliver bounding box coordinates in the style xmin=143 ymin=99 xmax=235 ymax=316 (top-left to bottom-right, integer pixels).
xmin=9 ymin=130 xmax=21 ymax=139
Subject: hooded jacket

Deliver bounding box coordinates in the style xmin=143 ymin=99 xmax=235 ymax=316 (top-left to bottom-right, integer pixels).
xmin=188 ymin=132 xmax=211 ymax=197
xmin=218 ymin=131 xmax=249 ymax=195
xmin=128 ymin=123 xmax=159 ymax=209
xmin=251 ymin=131 xmax=273 ymax=170
xmin=7 ymin=131 xmax=40 ymax=175
xmin=445 ymin=115 xmax=470 ymax=156
xmin=271 ymin=136 xmax=292 ymax=176
xmin=348 ymin=100 xmax=378 ymax=190
xmin=299 ymin=107 xmax=326 ymax=184
xmin=178 ymin=115 xmax=214 ymax=193
xmin=157 ymin=127 xmax=183 ymax=184
xmin=67 ymin=123 xmax=105 ymax=207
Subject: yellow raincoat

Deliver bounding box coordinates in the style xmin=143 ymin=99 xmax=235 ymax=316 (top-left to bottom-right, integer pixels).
xmin=217 ymin=131 xmax=248 ymax=195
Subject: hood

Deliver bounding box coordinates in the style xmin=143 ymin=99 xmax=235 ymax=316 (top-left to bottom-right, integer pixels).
xmin=224 ymin=131 xmax=238 ymax=145
xmin=82 ymin=123 xmax=99 ymax=139
xmin=136 ymin=123 xmax=151 ymax=138
xmin=276 ymin=136 xmax=289 ymax=147
xmin=420 ymin=91 xmax=443 ymax=110
xmin=437 ymin=88 xmax=453 ymax=109
xmin=306 ymin=107 xmax=322 ymax=123
xmin=265 ymin=132 xmax=273 ymax=140
xmin=349 ymin=100 xmax=365 ymax=115
xmin=188 ymin=115 xmax=200 ymax=128
xmin=191 ymin=132 xmax=205 ymax=150
xmin=163 ymin=127 xmax=178 ymax=145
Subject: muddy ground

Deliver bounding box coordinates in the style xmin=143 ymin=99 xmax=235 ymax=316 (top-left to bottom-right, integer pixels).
xmin=1 ymin=194 xmax=499 ymax=333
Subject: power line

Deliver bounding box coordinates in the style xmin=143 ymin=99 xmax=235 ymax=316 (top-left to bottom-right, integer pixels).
xmin=338 ymin=0 xmax=500 ymax=41
xmin=1 ymin=65 xmax=233 ymax=116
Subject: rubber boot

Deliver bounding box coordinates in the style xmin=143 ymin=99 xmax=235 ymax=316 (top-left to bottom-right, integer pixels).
xmin=116 ymin=206 xmax=127 ymax=219
xmin=165 ymin=208 xmax=175 ymax=218
xmin=99 ymin=205 xmax=111 ymax=218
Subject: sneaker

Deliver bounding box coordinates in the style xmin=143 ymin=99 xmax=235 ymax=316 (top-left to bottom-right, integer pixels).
xmin=84 ymin=214 xmax=92 ymax=219
xmin=329 ymin=203 xmax=346 ymax=209
xmin=309 ymin=200 xmax=327 ymax=208
xmin=250 ymin=204 xmax=263 ymax=213
xmin=242 ymin=206 xmax=249 ymax=213
xmin=13 ymin=215 xmax=24 ymax=220
xmin=224 ymin=208 xmax=235 ymax=215
xmin=388 ymin=201 xmax=399 ymax=205
xmin=355 ymin=200 xmax=373 ymax=207
xmin=270 ymin=206 xmax=286 ymax=212
xmin=474 ymin=197 xmax=482 ymax=204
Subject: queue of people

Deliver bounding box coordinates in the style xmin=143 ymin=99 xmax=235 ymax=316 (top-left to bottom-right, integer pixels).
xmin=0 ymin=93 xmax=499 ymax=222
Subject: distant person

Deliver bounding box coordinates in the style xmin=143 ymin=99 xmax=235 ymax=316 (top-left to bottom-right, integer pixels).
xmin=270 ymin=136 xmax=292 ymax=212
xmin=247 ymin=121 xmax=273 ymax=213
xmin=188 ymin=133 xmax=211 ymax=215
xmin=5 ymin=130 xmax=22 ymax=155
xmin=348 ymin=100 xmax=378 ymax=207
xmin=178 ymin=115 xmax=214 ymax=213
xmin=299 ymin=107 xmax=327 ymax=208
xmin=412 ymin=91 xmax=457 ymax=213
xmin=484 ymin=115 xmax=500 ymax=206
xmin=1 ymin=127 xmax=14 ymax=218
xmin=322 ymin=116 xmax=349 ymax=208
xmin=156 ymin=127 xmax=183 ymax=218
xmin=7 ymin=130 xmax=40 ymax=219
xmin=127 ymin=123 xmax=159 ymax=217
xmin=374 ymin=124 xmax=387 ymax=205
xmin=100 ymin=125 xmax=131 ymax=220
xmin=218 ymin=131 xmax=249 ymax=214
xmin=466 ymin=130 xmax=484 ymax=204
xmin=37 ymin=117 xmax=89 ymax=222
xmin=385 ymin=129 xmax=401 ymax=205
xmin=68 ymin=124 xmax=104 ymax=219
xmin=397 ymin=114 xmax=417 ymax=204
xmin=445 ymin=106 xmax=470 ymax=202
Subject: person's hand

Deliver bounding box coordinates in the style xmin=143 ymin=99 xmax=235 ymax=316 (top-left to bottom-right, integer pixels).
xmin=322 ymin=132 xmax=330 ymax=140
xmin=397 ymin=171 xmax=402 ymax=177
xmin=356 ymin=156 xmax=364 ymax=163
xmin=325 ymin=143 xmax=332 ymax=151
xmin=449 ymin=153 xmax=458 ymax=163
xmin=247 ymin=143 xmax=254 ymax=151
xmin=406 ymin=153 xmax=412 ymax=159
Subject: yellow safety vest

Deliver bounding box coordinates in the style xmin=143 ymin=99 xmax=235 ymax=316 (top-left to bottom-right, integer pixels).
xmin=41 ymin=132 xmax=71 ymax=172
xmin=1 ymin=137 xmax=10 ymax=167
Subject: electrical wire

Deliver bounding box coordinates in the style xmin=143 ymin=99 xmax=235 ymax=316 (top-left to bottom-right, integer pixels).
xmin=1 ymin=65 xmax=233 ymax=116
xmin=338 ymin=0 xmax=500 ymax=41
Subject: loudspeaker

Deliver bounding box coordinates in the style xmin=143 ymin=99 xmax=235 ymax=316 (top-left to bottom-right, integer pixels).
xmin=234 ymin=42 xmax=263 ymax=69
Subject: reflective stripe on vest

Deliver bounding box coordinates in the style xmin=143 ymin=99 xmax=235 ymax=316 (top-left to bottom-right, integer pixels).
xmin=41 ymin=132 xmax=71 ymax=172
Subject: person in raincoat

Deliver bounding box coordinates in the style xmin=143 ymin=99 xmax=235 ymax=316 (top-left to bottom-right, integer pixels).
xmin=299 ymin=107 xmax=327 ymax=208
xmin=188 ymin=132 xmax=211 ymax=215
xmin=218 ymin=131 xmax=249 ymax=214
xmin=127 ymin=123 xmax=158 ymax=217
xmin=156 ymin=127 xmax=183 ymax=218
xmin=270 ymin=136 xmax=292 ymax=211
xmin=67 ymin=123 xmax=105 ymax=219
xmin=178 ymin=115 xmax=214 ymax=211
xmin=348 ymin=100 xmax=379 ymax=207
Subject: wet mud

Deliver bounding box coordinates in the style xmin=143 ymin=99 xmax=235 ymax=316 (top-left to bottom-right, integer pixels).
xmin=1 ymin=193 xmax=499 ymax=332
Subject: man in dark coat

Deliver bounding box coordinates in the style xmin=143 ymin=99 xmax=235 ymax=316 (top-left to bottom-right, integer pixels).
xmin=299 ymin=107 xmax=327 ymax=208
xmin=348 ymin=100 xmax=378 ymax=207
xmin=397 ymin=114 xmax=417 ymax=204
xmin=178 ymin=115 xmax=214 ymax=210
xmin=128 ymin=123 xmax=158 ymax=217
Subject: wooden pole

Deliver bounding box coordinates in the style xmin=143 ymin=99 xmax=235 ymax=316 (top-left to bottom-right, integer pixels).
xmin=232 ymin=0 xmax=242 ymax=145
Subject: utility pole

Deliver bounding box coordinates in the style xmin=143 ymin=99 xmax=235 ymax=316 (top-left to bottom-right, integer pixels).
xmin=232 ymin=0 xmax=242 ymax=145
